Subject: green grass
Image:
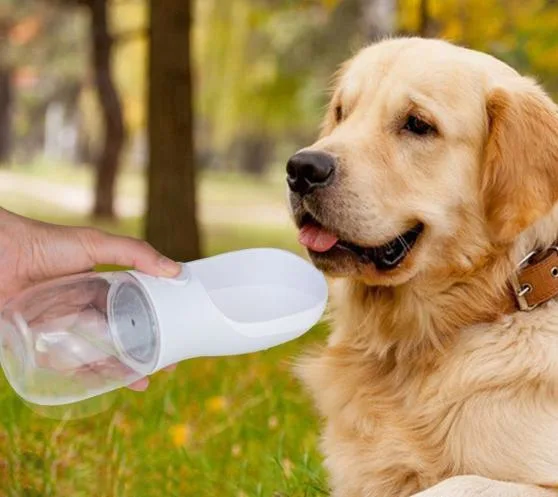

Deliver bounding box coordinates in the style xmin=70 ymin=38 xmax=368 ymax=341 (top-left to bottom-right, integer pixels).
xmin=0 ymin=168 xmax=329 ymax=497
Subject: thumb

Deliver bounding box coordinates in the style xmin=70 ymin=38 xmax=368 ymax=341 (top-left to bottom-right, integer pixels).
xmin=82 ymin=229 xmax=182 ymax=277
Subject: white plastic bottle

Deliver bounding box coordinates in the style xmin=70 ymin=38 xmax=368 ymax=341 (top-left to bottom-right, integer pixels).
xmin=0 ymin=248 xmax=327 ymax=406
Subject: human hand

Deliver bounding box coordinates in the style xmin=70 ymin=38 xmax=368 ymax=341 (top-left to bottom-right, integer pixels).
xmin=0 ymin=209 xmax=181 ymax=391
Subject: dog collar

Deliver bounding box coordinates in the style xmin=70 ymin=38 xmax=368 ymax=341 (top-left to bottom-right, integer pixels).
xmin=510 ymin=246 xmax=558 ymax=311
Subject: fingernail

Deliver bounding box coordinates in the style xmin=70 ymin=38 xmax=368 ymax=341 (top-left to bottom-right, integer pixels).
xmin=158 ymin=256 xmax=181 ymax=276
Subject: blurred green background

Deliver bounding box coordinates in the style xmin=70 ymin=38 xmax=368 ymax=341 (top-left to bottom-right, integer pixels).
xmin=0 ymin=0 xmax=558 ymax=495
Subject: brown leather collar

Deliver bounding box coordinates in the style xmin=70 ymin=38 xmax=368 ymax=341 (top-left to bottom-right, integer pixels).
xmin=509 ymin=246 xmax=558 ymax=311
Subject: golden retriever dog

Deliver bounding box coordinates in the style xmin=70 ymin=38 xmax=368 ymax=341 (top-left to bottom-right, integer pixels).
xmin=286 ymin=37 xmax=558 ymax=497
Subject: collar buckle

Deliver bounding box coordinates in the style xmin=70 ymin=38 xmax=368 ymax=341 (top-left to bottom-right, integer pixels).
xmin=511 ymin=247 xmax=558 ymax=311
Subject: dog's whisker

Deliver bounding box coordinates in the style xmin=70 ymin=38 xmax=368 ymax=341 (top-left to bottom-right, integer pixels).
xmin=397 ymin=235 xmax=411 ymax=255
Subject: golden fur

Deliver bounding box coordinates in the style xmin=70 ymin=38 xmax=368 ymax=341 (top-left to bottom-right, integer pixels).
xmin=290 ymin=38 xmax=558 ymax=497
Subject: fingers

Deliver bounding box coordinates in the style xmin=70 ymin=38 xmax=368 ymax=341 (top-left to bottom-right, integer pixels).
xmin=127 ymin=378 xmax=150 ymax=392
xmin=126 ymin=364 xmax=176 ymax=392
xmin=80 ymin=229 xmax=181 ymax=278
xmin=126 ymin=365 xmax=176 ymax=393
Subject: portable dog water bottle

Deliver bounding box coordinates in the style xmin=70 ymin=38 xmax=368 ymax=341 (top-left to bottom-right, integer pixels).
xmin=0 ymin=249 xmax=327 ymax=406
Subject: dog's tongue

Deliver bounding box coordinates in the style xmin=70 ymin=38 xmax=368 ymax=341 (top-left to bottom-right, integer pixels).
xmin=298 ymin=224 xmax=339 ymax=252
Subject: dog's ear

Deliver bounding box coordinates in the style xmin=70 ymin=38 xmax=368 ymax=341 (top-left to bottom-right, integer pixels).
xmin=482 ymin=78 xmax=558 ymax=244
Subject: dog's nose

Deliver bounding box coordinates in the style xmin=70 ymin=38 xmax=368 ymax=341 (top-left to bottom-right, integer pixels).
xmin=286 ymin=151 xmax=335 ymax=195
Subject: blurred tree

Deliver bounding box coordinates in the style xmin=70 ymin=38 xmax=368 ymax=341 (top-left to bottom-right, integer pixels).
xmin=146 ymin=0 xmax=200 ymax=261
xmin=111 ymin=0 xmax=148 ymax=163
xmin=194 ymin=0 xmax=363 ymax=175
xmin=360 ymin=0 xmax=396 ymax=40
xmin=9 ymin=3 xmax=88 ymax=164
xmin=418 ymin=0 xmax=436 ymax=37
xmin=88 ymin=0 xmax=125 ymax=219
xmin=57 ymin=0 xmax=124 ymax=218
xmin=0 ymin=0 xmax=37 ymax=165
xmin=399 ymin=0 xmax=558 ymax=96
xmin=0 ymin=30 xmax=13 ymax=164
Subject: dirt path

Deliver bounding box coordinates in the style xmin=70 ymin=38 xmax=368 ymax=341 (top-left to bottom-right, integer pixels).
xmin=0 ymin=171 xmax=292 ymax=227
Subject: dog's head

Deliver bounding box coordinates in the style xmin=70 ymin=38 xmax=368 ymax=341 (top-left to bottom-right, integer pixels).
xmin=288 ymin=38 xmax=558 ymax=287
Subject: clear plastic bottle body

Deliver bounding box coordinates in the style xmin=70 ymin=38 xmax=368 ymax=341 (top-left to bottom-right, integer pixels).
xmin=0 ymin=272 xmax=160 ymax=406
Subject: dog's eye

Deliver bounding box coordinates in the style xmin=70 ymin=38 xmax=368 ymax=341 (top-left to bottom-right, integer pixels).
xmin=403 ymin=115 xmax=435 ymax=136
xmin=335 ymin=105 xmax=343 ymax=123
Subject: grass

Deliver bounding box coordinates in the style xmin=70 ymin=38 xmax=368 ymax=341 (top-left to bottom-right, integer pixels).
xmin=0 ymin=166 xmax=329 ymax=497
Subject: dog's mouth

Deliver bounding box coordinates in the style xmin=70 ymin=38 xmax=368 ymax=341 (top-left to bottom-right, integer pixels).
xmin=298 ymin=214 xmax=425 ymax=272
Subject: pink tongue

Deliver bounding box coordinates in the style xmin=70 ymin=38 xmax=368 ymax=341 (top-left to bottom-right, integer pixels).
xmin=298 ymin=224 xmax=339 ymax=253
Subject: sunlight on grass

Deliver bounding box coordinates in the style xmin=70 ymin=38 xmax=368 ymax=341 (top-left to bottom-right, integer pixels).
xmin=0 ymin=168 xmax=328 ymax=497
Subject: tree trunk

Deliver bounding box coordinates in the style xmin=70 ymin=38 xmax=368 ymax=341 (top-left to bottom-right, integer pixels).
xmin=88 ymin=0 xmax=125 ymax=219
xmin=419 ymin=0 xmax=435 ymax=37
xmin=360 ymin=0 xmax=396 ymax=41
xmin=237 ymin=133 xmax=273 ymax=176
xmin=0 ymin=66 xmax=13 ymax=165
xmin=146 ymin=0 xmax=200 ymax=261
